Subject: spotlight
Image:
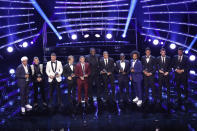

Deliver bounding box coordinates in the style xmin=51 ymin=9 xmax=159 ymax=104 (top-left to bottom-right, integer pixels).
xmin=30 ymin=41 xmax=34 ymax=44
xmin=84 ymin=34 xmax=89 ymax=38
xmin=59 ymin=36 xmax=62 ymax=40
xmin=190 ymin=70 xmax=196 ymax=75
xmin=95 ymin=34 xmax=100 ymax=38
xmin=122 ymin=34 xmax=126 ymax=38
xmin=153 ymin=39 xmax=159 ymax=45
xmin=71 ymin=34 xmax=77 ymax=40
xmin=148 ymin=39 xmax=151 ymax=42
xmin=7 ymin=47 xmax=13 ymax=53
xmin=22 ymin=42 xmax=28 ymax=48
xmin=189 ymin=55 xmax=196 ymax=61
xmin=106 ymin=33 xmax=112 ymax=39
xmin=9 ymin=69 xmax=15 ymax=74
xmin=170 ymin=43 xmax=176 ymax=49
xmin=161 ymin=41 xmax=164 ymax=45
xmin=185 ymin=50 xmax=189 ymax=54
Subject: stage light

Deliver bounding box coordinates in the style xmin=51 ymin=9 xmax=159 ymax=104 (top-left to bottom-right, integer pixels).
xmin=59 ymin=36 xmax=62 ymax=40
xmin=189 ymin=55 xmax=196 ymax=61
xmin=170 ymin=43 xmax=176 ymax=49
xmin=161 ymin=41 xmax=164 ymax=45
xmin=30 ymin=0 xmax=62 ymax=40
xmin=71 ymin=34 xmax=77 ymax=40
xmin=9 ymin=69 xmax=15 ymax=74
xmin=22 ymin=42 xmax=28 ymax=48
xmin=95 ymin=34 xmax=101 ymax=38
xmin=122 ymin=0 xmax=138 ymax=37
xmin=190 ymin=70 xmax=196 ymax=75
xmin=185 ymin=50 xmax=189 ymax=54
xmin=7 ymin=47 xmax=13 ymax=53
xmin=30 ymin=41 xmax=34 ymax=44
xmin=148 ymin=39 xmax=151 ymax=42
xmin=84 ymin=34 xmax=89 ymax=38
xmin=153 ymin=39 xmax=159 ymax=45
xmin=106 ymin=33 xmax=112 ymax=39
xmin=122 ymin=34 xmax=126 ymax=38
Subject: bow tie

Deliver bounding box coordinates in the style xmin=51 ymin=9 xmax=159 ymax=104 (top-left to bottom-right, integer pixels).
xmin=146 ymin=56 xmax=150 ymax=58
xmin=52 ymin=62 xmax=56 ymax=64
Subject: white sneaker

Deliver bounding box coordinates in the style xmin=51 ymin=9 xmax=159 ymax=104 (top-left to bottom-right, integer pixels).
xmin=25 ymin=104 xmax=32 ymax=109
xmin=133 ymin=97 xmax=139 ymax=103
xmin=137 ymin=100 xmax=142 ymax=107
xmin=21 ymin=107 xmax=25 ymax=113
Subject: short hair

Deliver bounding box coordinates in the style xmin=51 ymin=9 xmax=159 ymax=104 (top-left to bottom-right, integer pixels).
xmin=67 ymin=55 xmax=74 ymax=61
xmin=33 ymin=56 xmax=39 ymax=60
xmin=103 ymin=51 xmax=108 ymax=55
xmin=51 ymin=53 xmax=56 ymax=56
xmin=160 ymin=48 xmax=166 ymax=52
xmin=90 ymin=48 xmax=96 ymax=52
xmin=79 ymin=56 xmax=85 ymax=60
xmin=178 ymin=47 xmax=183 ymax=51
xmin=145 ymin=47 xmax=151 ymax=52
xmin=120 ymin=53 xmax=125 ymax=57
xmin=21 ymin=56 xmax=28 ymax=62
xmin=130 ymin=50 xmax=140 ymax=58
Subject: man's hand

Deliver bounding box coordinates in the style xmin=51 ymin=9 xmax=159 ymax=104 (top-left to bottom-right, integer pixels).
xmin=71 ymin=74 xmax=75 ymax=77
xmin=131 ymin=69 xmax=135 ymax=73
xmin=159 ymin=70 xmax=164 ymax=74
xmin=68 ymin=76 xmax=72 ymax=80
xmin=146 ymin=73 xmax=152 ymax=77
xmin=122 ymin=72 xmax=126 ymax=75
xmin=164 ymin=72 xmax=169 ymax=76
xmin=84 ymin=74 xmax=88 ymax=77
xmin=130 ymin=76 xmax=132 ymax=81
xmin=80 ymin=76 xmax=84 ymax=80
xmin=176 ymin=69 xmax=182 ymax=74
xmin=49 ymin=75 xmax=54 ymax=79
xmin=107 ymin=72 xmax=111 ymax=76
xmin=25 ymin=74 xmax=29 ymax=78
xmin=100 ymin=71 xmax=106 ymax=74
xmin=37 ymin=77 xmax=42 ymax=82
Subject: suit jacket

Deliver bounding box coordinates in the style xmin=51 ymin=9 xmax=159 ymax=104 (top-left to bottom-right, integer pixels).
xmin=75 ymin=62 xmax=91 ymax=82
xmin=115 ymin=60 xmax=130 ymax=77
xmin=141 ymin=55 xmax=156 ymax=74
xmin=130 ymin=59 xmax=143 ymax=82
xmin=172 ymin=55 xmax=189 ymax=75
xmin=156 ymin=56 xmax=171 ymax=73
xmin=99 ymin=57 xmax=115 ymax=74
xmin=85 ymin=54 xmax=100 ymax=75
xmin=16 ymin=64 xmax=31 ymax=88
xmin=30 ymin=64 xmax=44 ymax=82
xmin=46 ymin=60 xmax=63 ymax=82
xmin=63 ymin=63 xmax=76 ymax=83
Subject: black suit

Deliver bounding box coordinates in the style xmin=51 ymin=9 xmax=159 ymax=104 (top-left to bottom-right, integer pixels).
xmin=141 ymin=55 xmax=156 ymax=102
xmin=116 ymin=60 xmax=130 ymax=101
xmin=85 ymin=54 xmax=100 ymax=99
xmin=172 ymin=55 xmax=189 ymax=100
xmin=16 ymin=64 xmax=31 ymax=107
xmin=156 ymin=56 xmax=171 ymax=103
xmin=99 ymin=57 xmax=115 ymax=100
xmin=63 ymin=63 xmax=76 ymax=103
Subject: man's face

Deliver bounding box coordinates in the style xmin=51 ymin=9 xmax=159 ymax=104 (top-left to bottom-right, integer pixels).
xmin=69 ymin=57 xmax=74 ymax=64
xmin=103 ymin=53 xmax=108 ymax=59
xmin=178 ymin=50 xmax=183 ymax=56
xmin=51 ymin=55 xmax=56 ymax=62
xmin=145 ymin=50 xmax=151 ymax=56
xmin=120 ymin=55 xmax=125 ymax=61
xmin=90 ymin=49 xmax=96 ymax=55
xmin=34 ymin=58 xmax=39 ymax=65
xmin=22 ymin=60 xmax=28 ymax=66
xmin=80 ymin=57 xmax=85 ymax=63
xmin=160 ymin=50 xmax=166 ymax=57
xmin=133 ymin=54 xmax=137 ymax=60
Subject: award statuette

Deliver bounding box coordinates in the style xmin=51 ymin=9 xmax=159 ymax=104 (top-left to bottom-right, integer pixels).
xmin=55 ymin=72 xmax=59 ymax=77
xmin=120 ymin=67 xmax=124 ymax=73
xmin=26 ymin=72 xmax=30 ymax=82
xmin=102 ymin=69 xmax=108 ymax=74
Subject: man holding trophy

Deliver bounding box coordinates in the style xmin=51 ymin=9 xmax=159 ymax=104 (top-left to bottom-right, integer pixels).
xmin=46 ymin=53 xmax=63 ymax=108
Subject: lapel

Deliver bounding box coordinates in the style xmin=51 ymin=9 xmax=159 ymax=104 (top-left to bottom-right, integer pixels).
xmin=51 ymin=61 xmax=57 ymax=73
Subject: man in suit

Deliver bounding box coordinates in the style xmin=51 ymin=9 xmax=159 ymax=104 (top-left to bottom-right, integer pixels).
xmin=63 ymin=55 xmax=76 ymax=104
xmin=141 ymin=47 xmax=156 ymax=104
xmin=30 ymin=57 xmax=47 ymax=108
xmin=156 ymin=48 xmax=171 ymax=105
xmin=85 ymin=48 xmax=100 ymax=103
xmin=130 ymin=51 xmax=143 ymax=107
xmin=100 ymin=51 xmax=115 ymax=102
xmin=75 ymin=56 xmax=91 ymax=105
xmin=116 ymin=53 xmax=130 ymax=102
xmin=172 ymin=47 xmax=189 ymax=103
xmin=16 ymin=56 xmax=32 ymax=114
xmin=46 ymin=53 xmax=63 ymax=108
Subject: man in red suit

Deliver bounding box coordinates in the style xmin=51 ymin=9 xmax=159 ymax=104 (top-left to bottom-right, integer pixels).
xmin=75 ymin=56 xmax=91 ymax=104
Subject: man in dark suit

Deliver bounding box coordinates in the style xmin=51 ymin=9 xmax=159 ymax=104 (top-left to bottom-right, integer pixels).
xmin=156 ymin=48 xmax=171 ymax=105
xmin=16 ymin=56 xmax=32 ymax=114
xmin=141 ymin=47 xmax=156 ymax=104
xmin=172 ymin=47 xmax=189 ymax=102
xmin=99 ymin=51 xmax=115 ymax=102
xmin=116 ymin=53 xmax=130 ymax=102
xmin=130 ymin=51 xmax=143 ymax=107
xmin=85 ymin=48 xmax=100 ymax=103
xmin=75 ymin=56 xmax=91 ymax=104
xmin=63 ymin=55 xmax=76 ymax=104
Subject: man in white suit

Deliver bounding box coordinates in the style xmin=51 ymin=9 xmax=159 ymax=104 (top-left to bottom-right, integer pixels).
xmin=46 ymin=53 xmax=63 ymax=108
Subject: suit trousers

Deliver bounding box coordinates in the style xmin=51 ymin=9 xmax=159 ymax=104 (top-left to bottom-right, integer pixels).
xmin=158 ymin=74 xmax=170 ymax=103
xmin=20 ymin=81 xmax=29 ymax=107
xmin=49 ymin=79 xmax=62 ymax=105
xmin=102 ymin=74 xmax=115 ymax=101
xmin=77 ymin=79 xmax=88 ymax=102
xmin=33 ymin=81 xmax=46 ymax=103
xmin=175 ymin=73 xmax=188 ymax=100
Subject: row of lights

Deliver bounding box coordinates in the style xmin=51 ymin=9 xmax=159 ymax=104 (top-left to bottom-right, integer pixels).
xmin=148 ymin=39 xmax=196 ymax=62
xmin=69 ymin=33 xmax=113 ymax=40
xmin=7 ymin=41 xmax=34 ymax=53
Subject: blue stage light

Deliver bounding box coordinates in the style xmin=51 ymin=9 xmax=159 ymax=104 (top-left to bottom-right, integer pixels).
xmin=189 ymin=55 xmax=196 ymax=62
xmin=106 ymin=33 xmax=112 ymax=39
xmin=148 ymin=39 xmax=151 ymax=42
xmin=153 ymin=39 xmax=159 ymax=45
xmin=170 ymin=43 xmax=176 ymax=49
xmin=7 ymin=47 xmax=14 ymax=53
xmin=95 ymin=34 xmax=101 ymax=38
xmin=185 ymin=34 xmax=197 ymax=54
xmin=122 ymin=0 xmax=138 ymax=37
xmin=30 ymin=0 xmax=62 ymax=39
xmin=22 ymin=42 xmax=28 ymax=48
xmin=84 ymin=34 xmax=89 ymax=38
xmin=9 ymin=69 xmax=15 ymax=74
xmin=190 ymin=70 xmax=196 ymax=75
xmin=71 ymin=34 xmax=77 ymax=40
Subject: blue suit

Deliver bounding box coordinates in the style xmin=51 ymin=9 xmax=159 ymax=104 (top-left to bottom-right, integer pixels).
xmin=16 ymin=64 xmax=31 ymax=107
xmin=130 ymin=59 xmax=143 ymax=100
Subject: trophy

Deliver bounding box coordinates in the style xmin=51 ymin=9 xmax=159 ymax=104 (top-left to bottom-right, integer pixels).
xmin=26 ymin=72 xmax=30 ymax=82
xmin=37 ymin=74 xmax=41 ymax=78
xmin=103 ymin=69 xmax=108 ymax=74
xmin=145 ymin=68 xmax=148 ymax=72
xmin=176 ymin=66 xmax=180 ymax=70
xmin=55 ymin=72 xmax=59 ymax=77
xmin=120 ymin=67 xmax=124 ymax=73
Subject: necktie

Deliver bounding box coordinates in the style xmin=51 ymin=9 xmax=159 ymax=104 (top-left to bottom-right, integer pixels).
xmin=105 ymin=59 xmax=108 ymax=66
xmin=162 ymin=57 xmax=165 ymax=64
xmin=178 ymin=56 xmax=181 ymax=62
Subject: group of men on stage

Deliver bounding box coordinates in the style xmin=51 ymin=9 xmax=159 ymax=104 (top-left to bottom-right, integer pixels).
xmin=16 ymin=47 xmax=189 ymax=114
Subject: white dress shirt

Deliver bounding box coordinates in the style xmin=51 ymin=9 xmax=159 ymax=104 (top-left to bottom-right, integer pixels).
xmin=146 ymin=55 xmax=150 ymax=63
xmin=104 ymin=59 xmax=108 ymax=65
xmin=23 ymin=64 xmax=29 ymax=74
xmin=120 ymin=61 xmax=125 ymax=71
xmin=132 ymin=60 xmax=137 ymax=68
xmin=178 ymin=55 xmax=183 ymax=62
xmin=69 ymin=63 xmax=73 ymax=71
xmin=161 ymin=56 xmax=166 ymax=63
